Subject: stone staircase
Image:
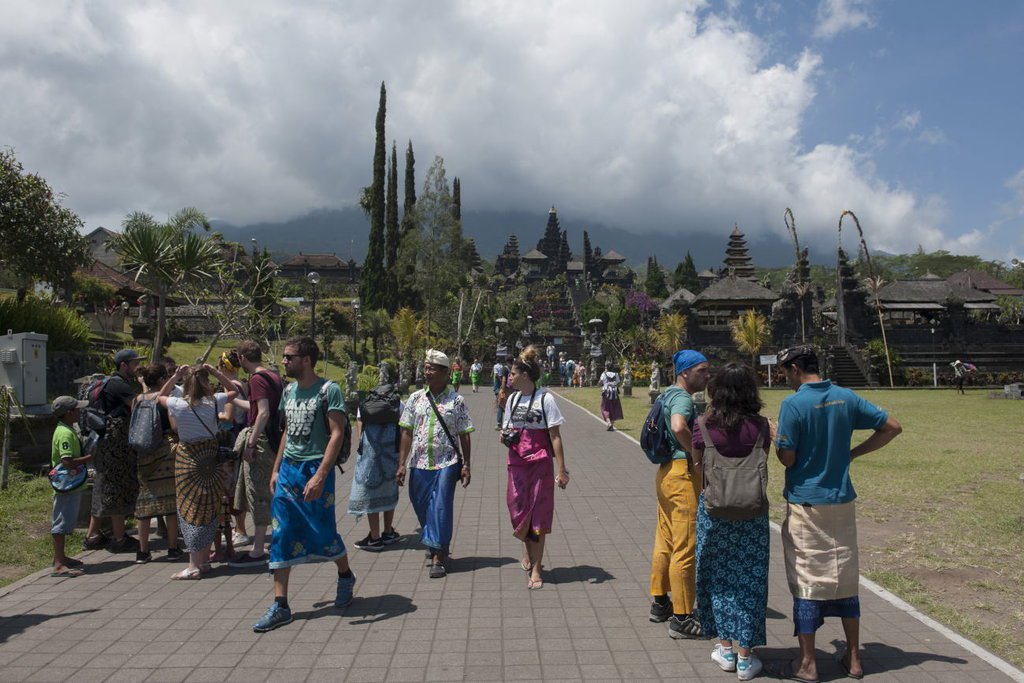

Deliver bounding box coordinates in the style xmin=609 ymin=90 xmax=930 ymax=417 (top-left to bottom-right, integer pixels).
xmin=829 ymin=344 xmax=875 ymax=388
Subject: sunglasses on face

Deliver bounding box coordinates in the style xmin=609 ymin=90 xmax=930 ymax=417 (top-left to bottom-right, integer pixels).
xmin=282 ymin=353 xmax=306 ymax=362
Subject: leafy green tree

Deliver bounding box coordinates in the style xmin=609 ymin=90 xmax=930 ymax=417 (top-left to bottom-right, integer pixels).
xmin=672 ymin=251 xmax=700 ymax=292
xmin=385 ymin=141 xmax=400 ymax=312
xmin=452 ymin=177 xmax=461 ymax=221
xmin=996 ymin=295 xmax=1023 ymax=325
xmin=0 ymin=148 xmax=90 ymax=294
xmin=731 ymin=309 xmax=771 ymax=370
xmin=644 ymin=257 xmax=669 ymax=298
xmin=360 ymin=82 xmax=388 ymax=309
xmin=109 ymin=207 xmax=221 ymax=356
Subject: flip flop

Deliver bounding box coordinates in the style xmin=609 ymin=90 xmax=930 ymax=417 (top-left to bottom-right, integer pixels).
xmin=766 ymin=660 xmax=818 ymax=683
xmin=171 ymin=568 xmax=201 ymax=580
xmin=527 ymin=578 xmax=544 ymax=590
xmin=65 ymin=558 xmax=84 ymax=568
xmin=520 ymin=560 xmax=533 ymax=572
xmin=835 ymin=652 xmax=864 ymax=680
xmin=50 ymin=568 xmax=84 ymax=578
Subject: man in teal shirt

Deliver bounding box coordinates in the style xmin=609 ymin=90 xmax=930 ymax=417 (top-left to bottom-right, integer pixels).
xmin=253 ymin=336 xmax=355 ymax=632
xmin=50 ymin=396 xmax=92 ymax=577
xmin=649 ymin=349 xmax=710 ymax=640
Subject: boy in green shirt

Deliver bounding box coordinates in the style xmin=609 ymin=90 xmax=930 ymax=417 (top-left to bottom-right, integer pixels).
xmin=50 ymin=396 xmax=92 ymax=577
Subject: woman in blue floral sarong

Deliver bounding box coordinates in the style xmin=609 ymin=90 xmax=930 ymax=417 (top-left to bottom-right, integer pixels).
xmin=692 ymin=363 xmax=771 ymax=681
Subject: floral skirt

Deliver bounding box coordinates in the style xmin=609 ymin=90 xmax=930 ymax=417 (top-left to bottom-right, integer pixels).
xmin=269 ymin=458 xmax=346 ymax=570
xmin=91 ymin=418 xmax=139 ymax=517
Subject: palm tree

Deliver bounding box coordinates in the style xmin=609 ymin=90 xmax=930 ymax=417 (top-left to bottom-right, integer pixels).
xmin=361 ymin=308 xmax=393 ymax=365
xmin=653 ymin=312 xmax=688 ymax=357
xmin=731 ymin=309 xmax=772 ymax=370
xmin=109 ymin=208 xmax=221 ymax=356
xmin=391 ymin=307 xmax=425 ymax=381
xmin=862 ymin=275 xmax=895 ymax=387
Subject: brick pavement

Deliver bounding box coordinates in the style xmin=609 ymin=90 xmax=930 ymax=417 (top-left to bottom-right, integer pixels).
xmin=0 ymin=387 xmax=1019 ymax=682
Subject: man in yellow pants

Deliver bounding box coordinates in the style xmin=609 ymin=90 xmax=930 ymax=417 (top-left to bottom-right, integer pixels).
xmin=649 ymin=349 xmax=709 ymax=639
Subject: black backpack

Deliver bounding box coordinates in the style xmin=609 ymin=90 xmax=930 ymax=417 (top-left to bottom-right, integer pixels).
xmin=639 ymin=388 xmax=683 ymax=465
xmin=360 ymin=383 xmax=400 ymax=425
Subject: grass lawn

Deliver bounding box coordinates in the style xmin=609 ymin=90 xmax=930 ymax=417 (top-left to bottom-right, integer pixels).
xmin=0 ymin=471 xmax=83 ymax=588
xmin=166 ymin=340 xmax=351 ymax=384
xmin=556 ymin=386 xmax=1024 ymax=668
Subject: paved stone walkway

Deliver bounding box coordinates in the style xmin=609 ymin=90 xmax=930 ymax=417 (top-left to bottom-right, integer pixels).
xmin=0 ymin=388 xmax=1019 ymax=682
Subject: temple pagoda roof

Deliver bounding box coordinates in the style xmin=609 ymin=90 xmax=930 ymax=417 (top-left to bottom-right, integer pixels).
xmin=693 ymin=276 xmax=778 ymax=303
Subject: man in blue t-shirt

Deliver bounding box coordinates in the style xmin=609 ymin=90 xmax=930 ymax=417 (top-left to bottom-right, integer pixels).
xmin=252 ymin=336 xmax=355 ymax=633
xmin=770 ymin=345 xmax=901 ymax=682
xmin=649 ymin=349 xmax=710 ymax=640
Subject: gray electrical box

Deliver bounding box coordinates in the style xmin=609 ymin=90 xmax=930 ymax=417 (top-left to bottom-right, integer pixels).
xmin=0 ymin=332 xmax=48 ymax=406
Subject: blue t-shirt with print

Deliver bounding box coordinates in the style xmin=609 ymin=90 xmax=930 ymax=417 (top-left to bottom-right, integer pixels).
xmin=775 ymin=380 xmax=888 ymax=505
xmin=279 ymin=379 xmax=346 ymax=462
xmin=663 ymin=386 xmax=697 ymax=460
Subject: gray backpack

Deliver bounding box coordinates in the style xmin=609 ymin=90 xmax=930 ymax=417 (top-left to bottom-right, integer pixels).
xmin=128 ymin=396 xmax=163 ymax=452
xmin=696 ymin=415 xmax=769 ymax=520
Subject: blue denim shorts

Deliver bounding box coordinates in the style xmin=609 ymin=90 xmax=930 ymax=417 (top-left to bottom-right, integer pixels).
xmin=51 ymin=490 xmax=83 ymax=535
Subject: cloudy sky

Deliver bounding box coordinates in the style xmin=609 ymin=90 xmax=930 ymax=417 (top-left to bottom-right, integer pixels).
xmin=2 ymin=0 xmax=1022 ymax=260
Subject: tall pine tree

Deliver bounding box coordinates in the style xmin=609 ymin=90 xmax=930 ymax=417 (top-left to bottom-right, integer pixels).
xmin=645 ymin=256 xmax=669 ymax=298
xmin=452 ymin=177 xmax=461 ymax=220
xmin=384 ymin=141 xmax=400 ymax=312
xmin=672 ymin=251 xmax=701 ymax=292
xmin=360 ymin=81 xmax=387 ymax=309
xmin=582 ymin=230 xmax=594 ymax=279
xmin=396 ymin=140 xmax=419 ymax=309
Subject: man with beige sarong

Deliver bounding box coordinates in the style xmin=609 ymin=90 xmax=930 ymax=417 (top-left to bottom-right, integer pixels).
xmin=771 ymin=345 xmax=902 ymax=682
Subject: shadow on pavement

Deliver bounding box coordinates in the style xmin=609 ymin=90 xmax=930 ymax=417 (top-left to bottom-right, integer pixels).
xmin=767 ymin=606 xmax=787 ymax=620
xmin=545 ymin=565 xmax=615 ymax=585
xmin=757 ymin=640 xmax=969 ymax=680
xmin=308 ymin=593 xmax=417 ymax=625
xmin=0 ymin=609 xmax=98 ymax=644
xmin=448 ymin=555 xmax=516 ymax=574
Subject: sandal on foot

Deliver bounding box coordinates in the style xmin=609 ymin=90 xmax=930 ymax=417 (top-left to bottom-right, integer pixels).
xmin=835 ymin=652 xmax=864 ymax=680
xmin=520 ymin=559 xmax=533 ymax=572
xmin=527 ymin=578 xmax=544 ymax=590
xmin=765 ymin=660 xmax=818 ymax=682
xmin=50 ymin=568 xmax=84 ymax=578
xmin=171 ymin=568 xmax=201 ymax=580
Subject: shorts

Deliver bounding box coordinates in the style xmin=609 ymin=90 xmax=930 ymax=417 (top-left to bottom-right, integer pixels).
xmin=52 ymin=490 xmax=83 ymax=535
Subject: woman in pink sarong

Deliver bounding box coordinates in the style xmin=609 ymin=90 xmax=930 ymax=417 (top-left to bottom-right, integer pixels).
xmin=501 ymin=346 xmax=570 ymax=589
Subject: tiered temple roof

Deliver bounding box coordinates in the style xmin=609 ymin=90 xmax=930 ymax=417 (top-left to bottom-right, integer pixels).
xmin=723 ymin=225 xmax=756 ymax=281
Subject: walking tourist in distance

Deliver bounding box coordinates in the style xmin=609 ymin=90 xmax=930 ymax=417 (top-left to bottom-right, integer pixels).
xmin=501 ymin=346 xmax=570 ymax=589
xmin=692 ymin=363 xmax=772 ymax=681
xmin=494 ymin=362 xmax=509 ymax=429
xmin=769 ymin=345 xmax=902 ymax=681
xmin=158 ymin=364 xmax=239 ymax=580
xmin=49 ymin=396 xmax=91 ymax=577
xmin=84 ymin=348 xmax=142 ymax=553
xmin=253 ymin=337 xmax=355 ymax=632
xmin=649 ymin=350 xmax=710 ymax=640
xmin=133 ymin=363 xmax=181 ymax=563
xmin=470 ymin=358 xmax=483 ymax=393
xmin=228 ymin=341 xmax=283 ymax=568
xmin=349 ymin=365 xmax=402 ymax=551
xmin=397 ymin=349 xmax=474 ymax=579
xmin=598 ymin=361 xmax=624 ymax=431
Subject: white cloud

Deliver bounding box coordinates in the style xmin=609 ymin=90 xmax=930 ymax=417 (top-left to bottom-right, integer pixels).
xmin=0 ymin=0 xmax=947 ymax=253
xmin=896 ymin=110 xmax=921 ymax=131
xmin=813 ymin=0 xmax=875 ymax=40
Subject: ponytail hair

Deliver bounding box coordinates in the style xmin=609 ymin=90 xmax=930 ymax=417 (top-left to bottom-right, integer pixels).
xmin=513 ymin=345 xmax=543 ymax=382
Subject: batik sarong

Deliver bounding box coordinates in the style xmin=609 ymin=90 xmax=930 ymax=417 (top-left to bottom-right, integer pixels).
xmin=174 ymin=438 xmax=223 ymax=552
xmin=506 ymin=429 xmax=555 ymax=540
xmin=135 ymin=434 xmax=177 ymax=517
xmin=348 ymin=423 xmax=400 ymax=516
xmin=696 ymin=492 xmax=769 ymax=648
xmin=91 ymin=417 xmax=139 ymax=516
xmin=409 ymin=463 xmax=460 ymax=552
xmin=269 ymin=458 xmax=346 ymax=570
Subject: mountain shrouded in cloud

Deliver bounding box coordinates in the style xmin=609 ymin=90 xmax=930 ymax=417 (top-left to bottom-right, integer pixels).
xmin=1 ymin=1 xmax=1012 ymax=257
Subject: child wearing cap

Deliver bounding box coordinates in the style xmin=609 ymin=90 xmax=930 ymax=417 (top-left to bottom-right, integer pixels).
xmin=50 ymin=396 xmax=93 ymax=577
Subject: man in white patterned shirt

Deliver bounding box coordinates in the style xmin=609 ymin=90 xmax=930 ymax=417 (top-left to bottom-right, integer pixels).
xmin=396 ymin=349 xmax=474 ymax=578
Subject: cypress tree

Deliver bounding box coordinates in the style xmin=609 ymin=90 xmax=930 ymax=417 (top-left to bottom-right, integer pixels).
xmin=385 ymin=141 xmax=400 ymax=312
xmin=558 ymin=230 xmax=571 ymax=273
xmin=645 ymin=256 xmax=669 ymax=298
xmin=452 ymin=177 xmax=461 ymax=221
xmin=582 ymin=230 xmax=594 ymax=278
xmin=360 ymin=81 xmax=387 ymax=309
xmin=397 ymin=140 xmax=419 ymax=309
xmin=672 ymin=251 xmax=701 ymax=292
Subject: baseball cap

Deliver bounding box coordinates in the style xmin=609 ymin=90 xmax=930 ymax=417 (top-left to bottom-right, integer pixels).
xmin=113 ymin=349 xmax=141 ymax=366
xmin=52 ymin=396 xmax=87 ymax=417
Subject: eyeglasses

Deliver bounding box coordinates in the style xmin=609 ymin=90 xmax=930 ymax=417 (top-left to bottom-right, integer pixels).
xmin=282 ymin=353 xmax=305 ymax=362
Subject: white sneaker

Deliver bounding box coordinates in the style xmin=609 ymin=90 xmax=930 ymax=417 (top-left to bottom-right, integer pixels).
xmin=232 ymin=532 xmax=252 ymax=546
xmin=736 ymin=654 xmax=762 ymax=681
xmin=712 ymin=645 xmax=737 ymax=672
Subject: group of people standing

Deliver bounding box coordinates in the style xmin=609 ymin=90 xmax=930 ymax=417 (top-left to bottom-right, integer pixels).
xmin=648 ymin=345 xmax=901 ymax=680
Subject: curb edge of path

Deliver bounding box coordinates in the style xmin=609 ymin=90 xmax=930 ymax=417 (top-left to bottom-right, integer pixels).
xmin=554 ymin=389 xmax=1024 ymax=683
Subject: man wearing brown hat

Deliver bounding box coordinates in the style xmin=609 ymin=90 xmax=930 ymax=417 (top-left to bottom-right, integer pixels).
xmin=50 ymin=396 xmax=91 ymax=576
xmin=397 ymin=349 xmax=474 ymax=578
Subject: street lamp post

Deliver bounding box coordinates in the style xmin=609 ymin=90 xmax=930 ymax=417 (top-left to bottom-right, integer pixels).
xmin=351 ymin=298 xmax=361 ymax=359
xmin=930 ymin=320 xmax=937 ymax=388
xmin=307 ymin=271 xmax=320 ymax=339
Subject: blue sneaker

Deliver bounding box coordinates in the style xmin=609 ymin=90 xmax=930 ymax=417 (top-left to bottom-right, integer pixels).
xmin=252 ymin=602 xmax=293 ymax=633
xmin=335 ymin=572 xmax=356 ymax=607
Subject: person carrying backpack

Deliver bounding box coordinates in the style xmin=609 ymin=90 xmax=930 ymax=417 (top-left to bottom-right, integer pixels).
xmin=691 ymin=363 xmax=772 ymax=681
xmin=649 ymin=349 xmax=709 ymax=640
xmin=349 ymin=366 xmax=403 ymax=551
xmin=84 ymin=348 xmax=142 ymax=553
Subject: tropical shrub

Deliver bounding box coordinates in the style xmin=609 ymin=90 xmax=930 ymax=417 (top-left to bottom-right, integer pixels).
xmin=0 ymin=297 xmax=91 ymax=351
